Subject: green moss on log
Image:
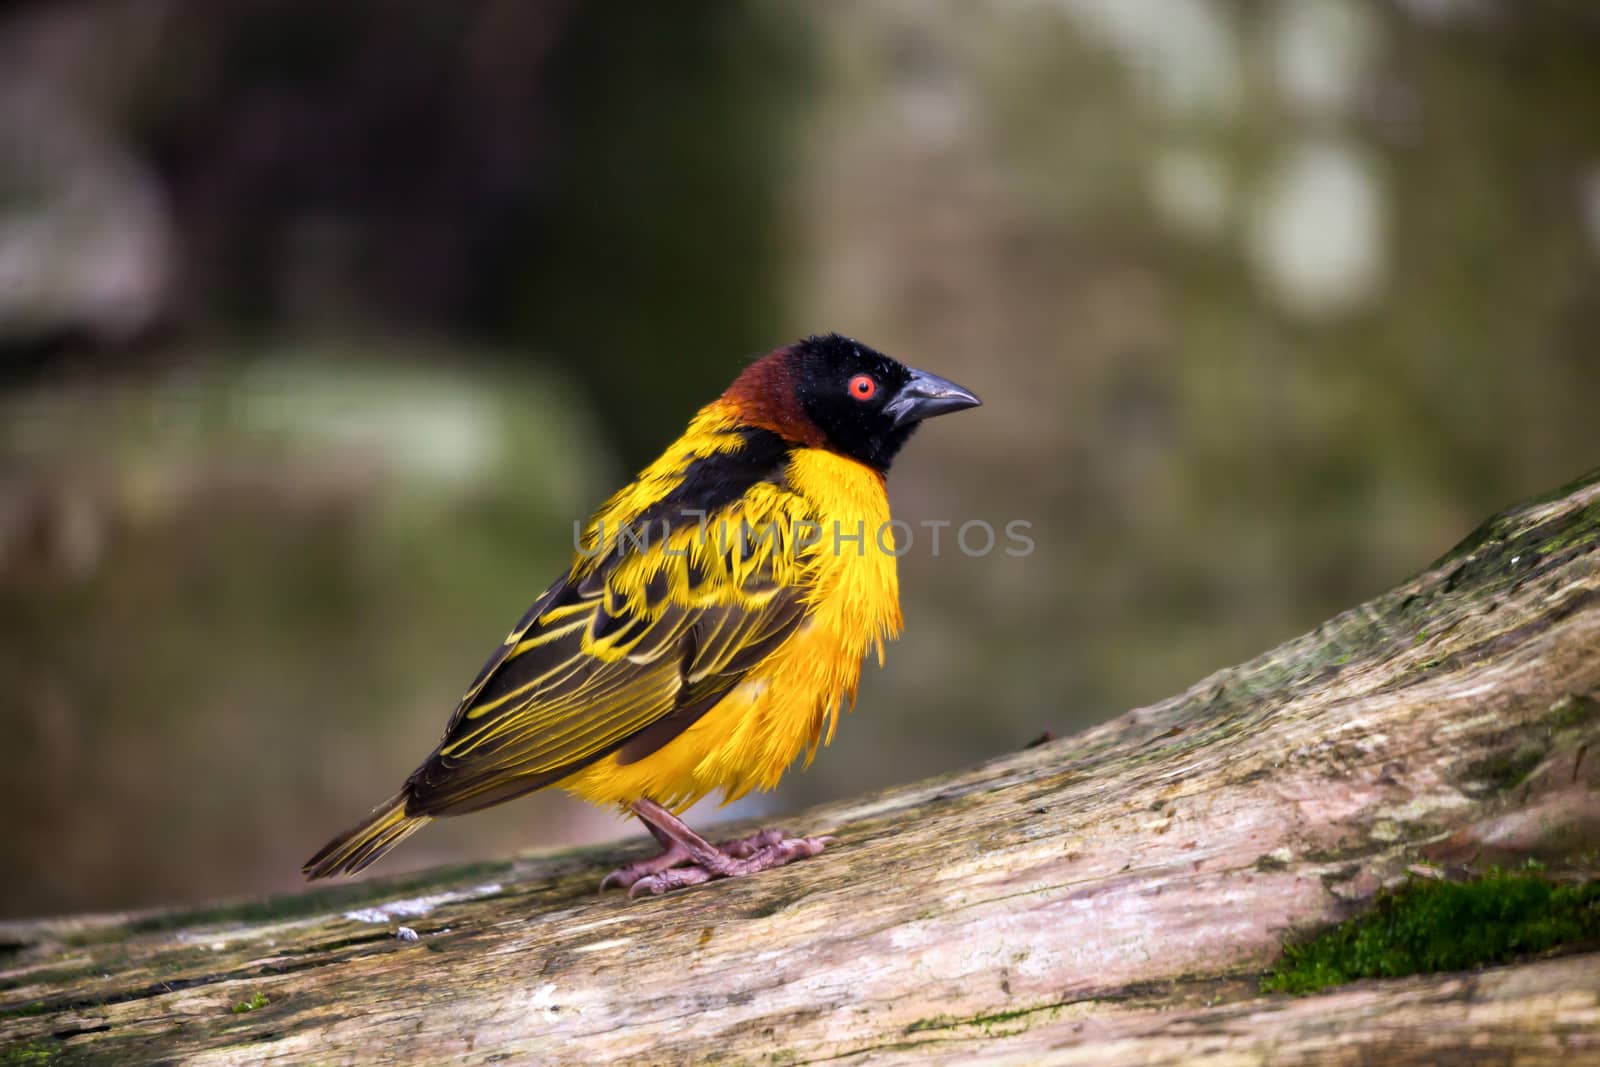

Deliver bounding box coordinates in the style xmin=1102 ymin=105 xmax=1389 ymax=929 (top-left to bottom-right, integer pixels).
xmin=0 ymin=1045 xmax=57 ymax=1066
xmin=231 ymin=991 xmax=271 ymax=1014
xmin=1261 ymin=872 xmax=1600 ymax=995
xmin=1550 ymin=693 xmax=1598 ymax=730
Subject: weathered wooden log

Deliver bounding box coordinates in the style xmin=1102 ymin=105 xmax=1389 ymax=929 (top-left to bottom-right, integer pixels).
xmin=4 ymin=469 xmax=1599 ymax=1065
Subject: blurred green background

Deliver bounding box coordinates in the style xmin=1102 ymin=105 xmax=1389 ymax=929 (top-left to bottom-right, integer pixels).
xmin=2 ymin=0 xmax=1597 ymax=919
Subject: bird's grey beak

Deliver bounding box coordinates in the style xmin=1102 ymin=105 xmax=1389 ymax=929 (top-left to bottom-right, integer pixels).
xmin=883 ymin=368 xmax=982 ymax=428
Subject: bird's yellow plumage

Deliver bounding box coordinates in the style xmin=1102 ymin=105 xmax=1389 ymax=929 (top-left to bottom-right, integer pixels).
xmin=304 ymin=334 xmax=977 ymax=894
xmin=560 ymin=426 xmax=902 ymax=811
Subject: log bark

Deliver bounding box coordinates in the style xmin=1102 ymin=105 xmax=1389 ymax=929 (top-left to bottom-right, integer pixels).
xmin=4 ymin=469 xmax=1600 ymax=1066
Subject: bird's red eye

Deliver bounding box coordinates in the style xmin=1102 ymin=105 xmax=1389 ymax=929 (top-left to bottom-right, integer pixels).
xmin=848 ymin=374 xmax=877 ymax=401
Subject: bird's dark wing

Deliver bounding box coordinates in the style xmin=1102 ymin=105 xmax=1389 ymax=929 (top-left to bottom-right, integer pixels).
xmin=404 ymin=431 xmax=813 ymax=816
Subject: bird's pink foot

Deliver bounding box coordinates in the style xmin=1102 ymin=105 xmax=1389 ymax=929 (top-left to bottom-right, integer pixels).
xmin=625 ymin=833 xmax=836 ymax=897
xmin=598 ymin=828 xmax=787 ymax=892
xmin=601 ymin=799 xmax=835 ymax=897
xmin=599 ymin=842 xmax=690 ymax=892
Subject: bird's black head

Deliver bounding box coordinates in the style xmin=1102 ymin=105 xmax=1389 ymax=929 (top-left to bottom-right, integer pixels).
xmin=726 ymin=333 xmax=981 ymax=472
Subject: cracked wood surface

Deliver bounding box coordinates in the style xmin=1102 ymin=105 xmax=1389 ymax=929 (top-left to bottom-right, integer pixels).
xmin=4 ymin=469 xmax=1600 ymax=1065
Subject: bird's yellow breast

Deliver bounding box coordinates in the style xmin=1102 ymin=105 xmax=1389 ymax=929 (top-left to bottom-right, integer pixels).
xmin=558 ymin=447 xmax=902 ymax=811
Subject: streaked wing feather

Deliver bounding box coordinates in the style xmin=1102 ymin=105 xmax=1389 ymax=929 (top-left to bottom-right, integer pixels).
xmin=614 ymin=594 xmax=811 ymax=765
xmin=405 ymin=534 xmax=811 ymax=817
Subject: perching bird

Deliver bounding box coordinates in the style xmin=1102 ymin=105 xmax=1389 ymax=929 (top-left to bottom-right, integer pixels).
xmin=304 ymin=334 xmax=980 ymax=895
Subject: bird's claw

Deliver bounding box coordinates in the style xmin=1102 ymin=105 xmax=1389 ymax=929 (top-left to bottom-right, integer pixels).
xmin=598 ymin=868 xmax=636 ymax=892
xmin=721 ymin=827 xmax=787 ymax=857
xmin=622 ymin=833 xmax=836 ymax=897
xmin=628 ymin=865 xmax=715 ymax=897
xmin=598 ymin=827 xmax=794 ymax=892
xmin=598 ymin=842 xmax=690 ymax=892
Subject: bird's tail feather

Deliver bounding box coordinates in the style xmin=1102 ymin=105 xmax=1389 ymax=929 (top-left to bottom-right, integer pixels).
xmin=303 ymin=793 xmax=431 ymax=879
